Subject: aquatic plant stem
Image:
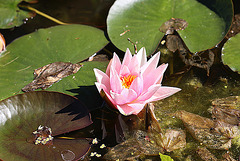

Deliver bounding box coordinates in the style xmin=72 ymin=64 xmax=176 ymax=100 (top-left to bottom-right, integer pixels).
xmin=19 ymin=5 xmax=68 ymax=25
xmin=170 ymin=56 xmax=174 ymax=75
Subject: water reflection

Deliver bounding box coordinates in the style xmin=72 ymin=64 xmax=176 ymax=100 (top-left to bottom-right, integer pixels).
xmin=61 ymin=150 xmax=75 ymax=161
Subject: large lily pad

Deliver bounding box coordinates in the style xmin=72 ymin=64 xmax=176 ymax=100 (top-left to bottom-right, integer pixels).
xmin=0 ymin=24 xmax=109 ymax=101
xmin=107 ymin=0 xmax=233 ymax=54
xmin=0 ymin=91 xmax=92 ymax=161
xmin=0 ymin=0 xmax=35 ymax=29
xmin=222 ymin=33 xmax=240 ymax=73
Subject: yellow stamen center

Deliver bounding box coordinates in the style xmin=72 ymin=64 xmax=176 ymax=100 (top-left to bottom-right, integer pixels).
xmin=121 ymin=75 xmax=137 ymax=89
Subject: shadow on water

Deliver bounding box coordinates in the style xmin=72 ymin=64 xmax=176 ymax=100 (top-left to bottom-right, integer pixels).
xmin=67 ymin=85 xmax=104 ymax=112
xmin=55 ymin=99 xmax=90 ymax=121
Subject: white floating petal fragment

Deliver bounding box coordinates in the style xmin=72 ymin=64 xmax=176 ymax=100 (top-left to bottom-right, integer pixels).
xmin=33 ymin=125 xmax=54 ymax=145
xmin=92 ymin=138 xmax=98 ymax=144
xmin=89 ymin=53 xmax=97 ymax=61
xmin=90 ymin=152 xmax=97 ymax=157
xmin=100 ymin=144 xmax=106 ymax=149
xmin=96 ymin=154 xmax=101 ymax=157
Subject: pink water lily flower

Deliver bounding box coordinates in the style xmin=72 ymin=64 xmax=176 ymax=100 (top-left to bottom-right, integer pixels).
xmin=94 ymin=48 xmax=181 ymax=116
xmin=0 ymin=33 xmax=6 ymax=53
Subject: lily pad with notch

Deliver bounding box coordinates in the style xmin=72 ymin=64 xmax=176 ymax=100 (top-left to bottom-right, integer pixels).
xmin=0 ymin=91 xmax=93 ymax=161
xmin=107 ymin=0 xmax=233 ymax=54
xmin=0 ymin=24 xmax=109 ymax=101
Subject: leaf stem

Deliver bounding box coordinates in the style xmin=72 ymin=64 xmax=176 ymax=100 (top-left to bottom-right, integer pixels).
xmin=19 ymin=5 xmax=68 ymax=25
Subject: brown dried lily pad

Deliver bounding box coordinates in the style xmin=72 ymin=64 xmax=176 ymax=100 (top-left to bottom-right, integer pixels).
xmin=211 ymin=96 xmax=240 ymax=109
xmin=196 ymin=146 xmax=218 ymax=161
xmin=174 ymin=110 xmax=239 ymax=149
xmin=103 ymin=138 xmax=142 ymax=160
xmin=104 ymin=129 xmax=185 ymax=160
xmin=179 ymin=49 xmax=215 ymax=76
xmin=197 ymin=147 xmax=237 ymax=161
xmin=214 ymin=120 xmax=240 ymax=139
xmin=221 ymin=152 xmax=237 ymax=161
xmin=22 ymin=62 xmax=82 ymax=92
xmin=159 ymin=18 xmax=188 ymax=35
xmin=103 ymin=130 xmax=164 ymax=160
xmin=155 ymin=129 xmax=186 ymax=152
xmin=165 ymin=35 xmax=185 ymax=52
xmin=212 ymin=107 xmax=240 ymax=126
xmin=139 ymin=104 xmax=186 ymax=152
xmin=104 ymin=104 xmax=186 ymax=160
xmin=211 ymin=96 xmax=240 ymax=126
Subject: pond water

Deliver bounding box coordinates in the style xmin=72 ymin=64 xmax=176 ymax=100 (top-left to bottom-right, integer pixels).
xmin=0 ymin=0 xmax=240 ymax=160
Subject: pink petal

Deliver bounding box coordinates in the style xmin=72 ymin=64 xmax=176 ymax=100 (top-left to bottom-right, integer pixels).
xmin=117 ymin=103 xmax=145 ymax=116
xmin=156 ymin=64 xmax=168 ymax=84
xmin=137 ymin=84 xmax=161 ymax=101
xmin=129 ymin=103 xmax=146 ymax=115
xmin=127 ymin=54 xmax=140 ymax=75
xmin=141 ymin=52 xmax=160 ymax=76
xmin=110 ymin=67 xmax=122 ymax=94
xmin=106 ymin=53 xmax=122 ymax=76
xmin=142 ymin=64 xmax=168 ymax=91
xmin=113 ymin=53 xmax=122 ymax=73
xmin=95 ymin=82 xmax=110 ymax=96
xmin=136 ymin=47 xmax=147 ymax=67
xmin=129 ymin=76 xmax=143 ymax=96
xmin=95 ymin=82 xmax=117 ymax=108
xmin=119 ymin=65 xmax=130 ymax=76
xmin=106 ymin=58 xmax=112 ymax=76
xmin=121 ymin=48 xmax=132 ymax=69
xmin=146 ymin=86 xmax=181 ymax=103
xmin=110 ymin=88 xmax=137 ymax=105
xmin=94 ymin=68 xmax=110 ymax=89
xmin=94 ymin=82 xmax=103 ymax=93
xmin=95 ymin=82 xmax=116 ymax=106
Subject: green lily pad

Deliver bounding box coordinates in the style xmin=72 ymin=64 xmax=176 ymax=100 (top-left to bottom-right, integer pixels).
xmin=0 ymin=24 xmax=109 ymax=101
xmin=0 ymin=91 xmax=92 ymax=161
xmin=222 ymin=33 xmax=240 ymax=73
xmin=107 ymin=0 xmax=233 ymax=54
xmin=0 ymin=0 xmax=35 ymax=29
